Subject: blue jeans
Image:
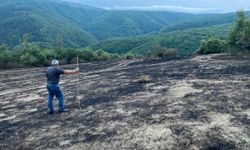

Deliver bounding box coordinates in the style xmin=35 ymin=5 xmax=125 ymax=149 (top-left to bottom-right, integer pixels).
xmin=46 ymin=83 xmax=64 ymax=112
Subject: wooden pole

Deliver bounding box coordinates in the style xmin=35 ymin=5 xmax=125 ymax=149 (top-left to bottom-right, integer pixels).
xmin=77 ymin=57 xmax=79 ymax=68
xmin=76 ymin=57 xmax=81 ymax=110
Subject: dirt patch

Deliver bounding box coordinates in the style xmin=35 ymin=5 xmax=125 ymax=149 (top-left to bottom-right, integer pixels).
xmin=168 ymin=81 xmax=202 ymax=98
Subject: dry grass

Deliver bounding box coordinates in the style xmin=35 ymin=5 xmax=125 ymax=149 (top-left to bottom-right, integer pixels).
xmin=139 ymin=75 xmax=152 ymax=83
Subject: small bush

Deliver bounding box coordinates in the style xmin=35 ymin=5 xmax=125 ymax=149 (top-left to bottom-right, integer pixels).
xmin=78 ymin=48 xmax=98 ymax=62
xmin=124 ymin=52 xmax=135 ymax=59
xmin=0 ymin=44 xmax=13 ymax=69
xmin=110 ymin=53 xmax=121 ymax=60
xmin=99 ymin=52 xmax=111 ymax=61
xmin=153 ymin=46 xmax=177 ymax=58
xmin=20 ymin=44 xmax=47 ymax=66
xmin=196 ymin=37 xmax=225 ymax=54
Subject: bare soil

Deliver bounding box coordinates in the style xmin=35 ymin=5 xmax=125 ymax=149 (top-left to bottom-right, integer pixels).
xmin=0 ymin=54 xmax=250 ymax=150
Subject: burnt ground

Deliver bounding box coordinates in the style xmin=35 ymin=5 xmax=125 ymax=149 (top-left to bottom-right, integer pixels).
xmin=0 ymin=54 xmax=250 ymax=150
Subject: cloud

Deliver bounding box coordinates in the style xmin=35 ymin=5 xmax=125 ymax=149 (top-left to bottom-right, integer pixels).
xmin=104 ymin=5 xmax=220 ymax=13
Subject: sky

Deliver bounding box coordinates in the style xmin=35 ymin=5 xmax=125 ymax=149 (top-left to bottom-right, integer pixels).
xmin=62 ymin=0 xmax=250 ymax=13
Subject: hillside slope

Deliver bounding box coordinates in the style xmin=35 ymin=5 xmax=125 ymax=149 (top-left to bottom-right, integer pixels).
xmin=91 ymin=24 xmax=231 ymax=55
xmin=0 ymin=0 xmax=98 ymax=47
xmin=0 ymin=0 xmax=193 ymax=47
xmin=0 ymin=0 xmax=240 ymax=48
xmin=1 ymin=54 xmax=250 ymax=149
xmin=85 ymin=10 xmax=193 ymax=39
xmin=161 ymin=11 xmax=250 ymax=33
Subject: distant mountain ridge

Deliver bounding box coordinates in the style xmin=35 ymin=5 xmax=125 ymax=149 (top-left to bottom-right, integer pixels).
xmin=0 ymin=0 xmax=247 ymax=48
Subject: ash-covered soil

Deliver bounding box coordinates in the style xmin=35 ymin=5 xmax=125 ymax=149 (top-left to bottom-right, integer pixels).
xmin=0 ymin=54 xmax=250 ymax=150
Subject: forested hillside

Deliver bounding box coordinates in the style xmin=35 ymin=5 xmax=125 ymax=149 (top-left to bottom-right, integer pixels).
xmin=91 ymin=24 xmax=231 ymax=55
xmin=0 ymin=0 xmax=99 ymax=47
xmin=0 ymin=0 xmax=192 ymax=47
xmin=1 ymin=0 xmax=250 ymax=69
xmin=85 ymin=10 xmax=192 ymax=39
xmin=160 ymin=13 xmax=235 ymax=33
xmin=161 ymin=12 xmax=250 ymax=33
xmin=0 ymin=0 xmax=244 ymax=48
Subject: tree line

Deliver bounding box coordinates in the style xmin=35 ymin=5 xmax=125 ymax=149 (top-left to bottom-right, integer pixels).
xmin=1 ymin=11 xmax=250 ymax=69
xmin=196 ymin=11 xmax=250 ymax=55
xmin=0 ymin=35 xmax=137 ymax=69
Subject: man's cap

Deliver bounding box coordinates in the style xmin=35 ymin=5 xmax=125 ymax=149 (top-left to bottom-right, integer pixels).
xmin=51 ymin=59 xmax=59 ymax=65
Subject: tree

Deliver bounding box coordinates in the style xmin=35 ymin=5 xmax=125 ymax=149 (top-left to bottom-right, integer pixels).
xmin=56 ymin=34 xmax=63 ymax=50
xmin=228 ymin=10 xmax=250 ymax=52
xmin=229 ymin=11 xmax=246 ymax=45
xmin=20 ymin=34 xmax=29 ymax=52
xmin=239 ymin=20 xmax=250 ymax=51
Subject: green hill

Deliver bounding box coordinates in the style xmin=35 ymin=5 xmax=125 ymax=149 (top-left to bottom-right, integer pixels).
xmin=0 ymin=0 xmax=246 ymax=52
xmin=0 ymin=0 xmax=98 ymax=47
xmin=160 ymin=12 xmax=250 ymax=33
xmin=84 ymin=10 xmax=193 ymax=39
xmin=0 ymin=0 xmax=193 ymax=47
xmin=91 ymin=24 xmax=231 ymax=56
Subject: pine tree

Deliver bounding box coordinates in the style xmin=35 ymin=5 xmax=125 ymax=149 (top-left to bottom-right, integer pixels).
xmin=20 ymin=34 xmax=29 ymax=52
xmin=239 ymin=20 xmax=250 ymax=51
xmin=56 ymin=34 xmax=63 ymax=50
xmin=228 ymin=11 xmax=250 ymax=51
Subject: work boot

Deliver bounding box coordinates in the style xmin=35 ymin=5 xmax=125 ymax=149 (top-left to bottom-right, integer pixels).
xmin=58 ymin=109 xmax=69 ymax=113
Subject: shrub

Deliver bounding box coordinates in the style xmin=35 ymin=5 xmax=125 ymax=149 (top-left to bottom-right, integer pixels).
xmin=43 ymin=48 xmax=57 ymax=61
xmin=60 ymin=48 xmax=78 ymax=64
xmin=153 ymin=46 xmax=177 ymax=58
xmin=98 ymin=52 xmax=111 ymax=61
xmin=78 ymin=48 xmax=98 ymax=62
xmin=196 ymin=37 xmax=225 ymax=54
xmin=0 ymin=44 xmax=13 ymax=69
xmin=96 ymin=49 xmax=105 ymax=57
xmin=124 ymin=52 xmax=135 ymax=59
xmin=20 ymin=44 xmax=47 ymax=66
xmin=110 ymin=53 xmax=121 ymax=60
xmin=95 ymin=49 xmax=112 ymax=61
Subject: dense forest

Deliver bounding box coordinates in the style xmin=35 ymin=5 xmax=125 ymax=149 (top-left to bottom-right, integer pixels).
xmin=91 ymin=24 xmax=231 ymax=55
xmin=0 ymin=0 xmax=193 ymax=47
xmin=1 ymin=0 xmax=249 ymax=47
xmin=0 ymin=0 xmax=250 ymax=69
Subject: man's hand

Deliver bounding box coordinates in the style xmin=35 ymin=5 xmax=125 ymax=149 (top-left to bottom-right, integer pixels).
xmin=75 ymin=68 xmax=80 ymax=73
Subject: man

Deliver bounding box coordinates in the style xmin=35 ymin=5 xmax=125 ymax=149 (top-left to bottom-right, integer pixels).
xmin=46 ymin=59 xmax=79 ymax=114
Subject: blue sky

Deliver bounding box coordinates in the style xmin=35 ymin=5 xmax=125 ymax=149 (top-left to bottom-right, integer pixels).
xmin=62 ymin=0 xmax=250 ymax=13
